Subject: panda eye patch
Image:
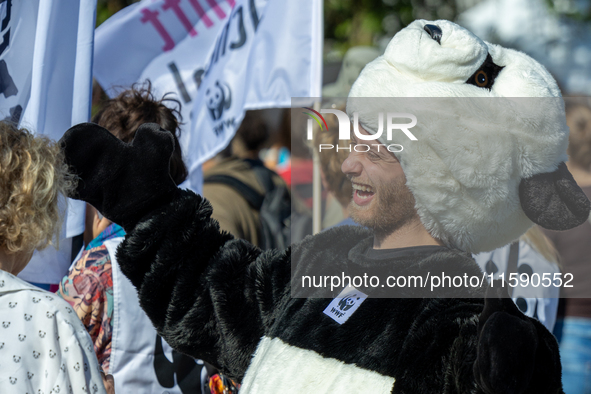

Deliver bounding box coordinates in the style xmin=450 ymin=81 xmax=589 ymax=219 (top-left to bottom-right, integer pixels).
xmin=466 ymin=53 xmax=504 ymax=90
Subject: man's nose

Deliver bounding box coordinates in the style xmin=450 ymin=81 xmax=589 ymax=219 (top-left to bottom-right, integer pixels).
xmin=341 ymin=152 xmax=362 ymax=177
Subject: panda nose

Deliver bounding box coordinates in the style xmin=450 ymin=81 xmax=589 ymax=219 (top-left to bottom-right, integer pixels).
xmin=423 ymin=24 xmax=442 ymax=45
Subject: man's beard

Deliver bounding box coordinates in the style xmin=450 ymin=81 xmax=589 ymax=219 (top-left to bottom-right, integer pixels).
xmin=348 ymin=177 xmax=418 ymax=237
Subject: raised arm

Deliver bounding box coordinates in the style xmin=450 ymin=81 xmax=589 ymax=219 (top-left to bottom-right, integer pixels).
xmin=117 ymin=189 xmax=291 ymax=380
xmin=60 ymin=122 xmax=563 ymax=391
xmin=60 ymin=123 xmax=291 ymax=381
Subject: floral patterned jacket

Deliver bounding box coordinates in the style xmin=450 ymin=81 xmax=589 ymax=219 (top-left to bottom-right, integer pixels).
xmin=58 ymin=224 xmax=125 ymax=373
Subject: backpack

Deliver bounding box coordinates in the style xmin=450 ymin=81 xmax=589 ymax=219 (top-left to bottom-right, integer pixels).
xmin=204 ymin=161 xmax=311 ymax=250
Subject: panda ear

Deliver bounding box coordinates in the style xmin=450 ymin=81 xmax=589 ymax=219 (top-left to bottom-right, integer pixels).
xmin=519 ymin=162 xmax=590 ymax=230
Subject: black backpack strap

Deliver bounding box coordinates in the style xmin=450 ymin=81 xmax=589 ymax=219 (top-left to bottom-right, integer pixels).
xmin=506 ymin=241 xmax=520 ymax=297
xmin=250 ymin=161 xmax=276 ymax=194
xmin=204 ymin=174 xmax=264 ymax=209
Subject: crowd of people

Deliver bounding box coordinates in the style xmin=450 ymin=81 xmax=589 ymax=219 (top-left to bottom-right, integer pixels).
xmin=1 ymin=19 xmax=591 ymax=394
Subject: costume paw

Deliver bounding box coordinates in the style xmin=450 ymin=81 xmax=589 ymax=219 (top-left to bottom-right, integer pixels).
xmin=473 ymin=284 xmax=538 ymax=394
xmin=60 ymin=122 xmax=178 ymax=229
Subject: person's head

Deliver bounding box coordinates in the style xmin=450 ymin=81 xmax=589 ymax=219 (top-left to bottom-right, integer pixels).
xmin=0 ymin=122 xmax=75 ymax=274
xmin=567 ymin=105 xmax=591 ymax=171
xmin=92 ymin=82 xmax=188 ymax=185
xmin=88 ymin=83 xmax=188 ymax=242
xmin=312 ymin=108 xmax=352 ymax=209
xmin=232 ymin=110 xmax=270 ymax=158
xmin=341 ymin=126 xmax=419 ymax=238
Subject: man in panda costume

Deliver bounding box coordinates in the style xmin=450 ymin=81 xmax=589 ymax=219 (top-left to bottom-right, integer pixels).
xmin=61 ymin=20 xmax=590 ymax=393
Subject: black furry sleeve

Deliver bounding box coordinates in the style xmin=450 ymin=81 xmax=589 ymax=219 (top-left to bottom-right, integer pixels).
xmin=445 ymin=305 xmax=563 ymax=394
xmin=115 ymin=189 xmax=291 ymax=381
xmin=394 ymin=298 xmax=562 ymax=394
xmin=469 ymin=312 xmax=563 ymax=394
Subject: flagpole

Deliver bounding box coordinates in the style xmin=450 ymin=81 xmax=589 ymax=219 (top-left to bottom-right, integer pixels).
xmin=311 ymin=0 xmax=323 ymax=235
xmin=312 ymin=100 xmax=322 ymax=234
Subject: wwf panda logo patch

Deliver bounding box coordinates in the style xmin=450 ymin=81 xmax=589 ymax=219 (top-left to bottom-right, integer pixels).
xmin=323 ymin=286 xmax=368 ymax=325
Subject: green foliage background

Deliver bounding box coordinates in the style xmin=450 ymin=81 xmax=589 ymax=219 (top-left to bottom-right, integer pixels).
xmin=96 ymin=0 xmax=591 ymax=56
xmin=96 ymin=0 xmax=459 ymax=53
xmin=96 ymin=0 xmax=137 ymax=26
xmin=324 ymin=0 xmax=457 ymax=53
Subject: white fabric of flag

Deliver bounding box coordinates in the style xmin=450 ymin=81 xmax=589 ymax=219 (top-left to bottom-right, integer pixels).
xmin=186 ymin=0 xmax=323 ymax=180
xmin=105 ymin=237 xmax=207 ymax=393
xmin=94 ymin=0 xmax=323 ymax=192
xmin=93 ymin=0 xmax=235 ymax=191
xmin=0 ymin=0 xmax=96 ymax=284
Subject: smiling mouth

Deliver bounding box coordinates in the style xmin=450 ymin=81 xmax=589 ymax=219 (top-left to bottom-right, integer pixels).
xmin=352 ymin=183 xmax=375 ymax=204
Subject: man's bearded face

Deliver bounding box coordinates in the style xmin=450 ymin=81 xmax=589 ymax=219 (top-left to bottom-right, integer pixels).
xmin=348 ymin=172 xmax=417 ymax=235
xmin=342 ymin=128 xmax=418 ymax=236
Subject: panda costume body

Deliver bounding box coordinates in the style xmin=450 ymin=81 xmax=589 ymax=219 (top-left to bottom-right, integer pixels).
xmin=61 ymin=21 xmax=590 ymax=393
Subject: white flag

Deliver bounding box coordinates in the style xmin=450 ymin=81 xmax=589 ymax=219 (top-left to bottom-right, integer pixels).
xmin=94 ymin=0 xmax=323 ymax=191
xmin=93 ymin=0 xmax=235 ymax=191
xmin=0 ymin=0 xmax=96 ymax=284
xmin=186 ymin=0 xmax=323 ymax=180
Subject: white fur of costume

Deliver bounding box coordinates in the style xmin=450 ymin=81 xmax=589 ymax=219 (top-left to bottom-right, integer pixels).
xmin=347 ymin=19 xmax=568 ymax=253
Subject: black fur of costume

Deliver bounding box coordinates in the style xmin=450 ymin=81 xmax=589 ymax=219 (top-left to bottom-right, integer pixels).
xmin=114 ymin=187 xmax=562 ymax=393
xmin=58 ymin=17 xmax=591 ymax=392
xmin=60 ymin=122 xmax=579 ymax=393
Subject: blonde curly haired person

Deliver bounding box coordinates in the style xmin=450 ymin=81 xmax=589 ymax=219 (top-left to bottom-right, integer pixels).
xmin=0 ymin=123 xmax=72 ymax=259
xmin=0 ymin=121 xmax=108 ymax=394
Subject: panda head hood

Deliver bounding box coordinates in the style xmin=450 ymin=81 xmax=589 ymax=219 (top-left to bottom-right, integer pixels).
xmin=347 ymin=19 xmax=590 ymax=253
